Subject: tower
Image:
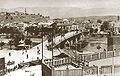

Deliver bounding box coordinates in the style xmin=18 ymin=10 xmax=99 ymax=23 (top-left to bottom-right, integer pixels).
xmin=25 ymin=8 xmax=27 ymax=14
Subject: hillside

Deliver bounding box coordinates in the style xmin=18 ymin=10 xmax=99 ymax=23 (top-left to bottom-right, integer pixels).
xmin=67 ymin=16 xmax=118 ymax=23
xmin=0 ymin=7 xmax=120 ymax=18
xmin=0 ymin=12 xmax=50 ymax=23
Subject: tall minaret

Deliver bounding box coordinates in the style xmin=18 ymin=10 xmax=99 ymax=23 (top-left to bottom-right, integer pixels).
xmin=25 ymin=8 xmax=27 ymax=14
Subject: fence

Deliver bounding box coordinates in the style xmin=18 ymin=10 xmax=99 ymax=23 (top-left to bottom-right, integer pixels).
xmin=82 ymin=50 xmax=120 ymax=62
xmin=54 ymin=65 xmax=120 ymax=76
xmin=44 ymin=50 xmax=120 ymax=68
xmin=44 ymin=50 xmax=120 ymax=76
xmin=55 ymin=69 xmax=82 ymax=76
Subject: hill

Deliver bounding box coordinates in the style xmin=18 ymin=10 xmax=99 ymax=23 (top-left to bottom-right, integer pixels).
xmin=0 ymin=7 xmax=120 ymax=18
xmin=67 ymin=16 xmax=118 ymax=23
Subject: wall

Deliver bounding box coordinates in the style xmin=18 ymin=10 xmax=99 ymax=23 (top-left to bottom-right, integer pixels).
xmin=107 ymin=36 xmax=120 ymax=51
xmin=0 ymin=57 xmax=5 ymax=76
xmin=42 ymin=63 xmax=52 ymax=76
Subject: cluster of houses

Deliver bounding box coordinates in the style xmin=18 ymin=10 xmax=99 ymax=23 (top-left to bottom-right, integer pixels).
xmin=0 ymin=10 xmax=53 ymax=36
xmin=80 ymin=16 xmax=120 ymax=35
xmin=0 ymin=11 xmax=120 ymax=38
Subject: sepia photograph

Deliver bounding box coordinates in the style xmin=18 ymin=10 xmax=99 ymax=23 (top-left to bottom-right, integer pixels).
xmin=0 ymin=0 xmax=120 ymax=76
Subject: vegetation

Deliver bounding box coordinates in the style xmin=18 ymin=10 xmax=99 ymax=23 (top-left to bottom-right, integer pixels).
xmin=0 ymin=11 xmax=50 ymax=24
xmin=8 ymin=40 xmax=14 ymax=49
xmin=24 ymin=38 xmax=32 ymax=45
xmin=0 ymin=41 xmax=5 ymax=49
xmin=25 ymin=26 xmax=40 ymax=36
xmin=101 ymin=21 xmax=110 ymax=31
xmin=97 ymin=19 xmax=102 ymax=23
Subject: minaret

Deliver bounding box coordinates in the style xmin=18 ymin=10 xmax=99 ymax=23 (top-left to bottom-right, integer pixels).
xmin=25 ymin=8 xmax=27 ymax=14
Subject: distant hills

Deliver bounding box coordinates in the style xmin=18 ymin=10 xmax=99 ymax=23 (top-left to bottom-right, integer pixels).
xmin=0 ymin=7 xmax=120 ymax=18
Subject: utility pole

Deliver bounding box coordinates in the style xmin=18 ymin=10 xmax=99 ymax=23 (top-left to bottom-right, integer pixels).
xmin=25 ymin=8 xmax=27 ymax=14
xmin=112 ymin=51 xmax=114 ymax=76
xmin=42 ymin=25 xmax=43 ymax=60
xmin=51 ymin=24 xmax=54 ymax=66
xmin=41 ymin=25 xmax=44 ymax=76
xmin=51 ymin=24 xmax=54 ymax=76
xmin=82 ymin=55 xmax=84 ymax=76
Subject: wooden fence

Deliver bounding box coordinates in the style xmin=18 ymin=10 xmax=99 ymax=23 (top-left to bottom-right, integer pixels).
xmin=54 ymin=65 xmax=120 ymax=76
xmin=44 ymin=50 xmax=120 ymax=67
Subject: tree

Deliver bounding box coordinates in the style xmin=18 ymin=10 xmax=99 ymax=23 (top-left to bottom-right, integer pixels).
xmin=13 ymin=35 xmax=21 ymax=47
xmin=25 ymin=26 xmax=40 ymax=36
xmin=33 ymin=26 xmax=40 ymax=36
xmin=38 ymin=13 xmax=40 ymax=15
xmin=24 ymin=38 xmax=32 ymax=45
xmin=97 ymin=19 xmax=102 ymax=24
xmin=94 ymin=28 xmax=98 ymax=33
xmin=0 ymin=28 xmax=3 ymax=34
xmin=90 ymin=28 xmax=94 ymax=34
xmin=97 ymin=44 xmax=101 ymax=50
xmin=8 ymin=40 xmax=14 ymax=50
xmin=0 ymin=42 xmax=5 ymax=49
xmin=101 ymin=21 xmax=109 ymax=31
xmin=2 ymin=26 xmax=8 ymax=34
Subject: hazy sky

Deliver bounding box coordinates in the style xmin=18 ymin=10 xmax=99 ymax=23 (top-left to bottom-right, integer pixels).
xmin=0 ymin=0 xmax=120 ymax=9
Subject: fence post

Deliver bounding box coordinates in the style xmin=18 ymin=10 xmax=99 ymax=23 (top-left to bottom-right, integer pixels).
xmin=52 ymin=66 xmax=54 ymax=76
xmin=82 ymin=67 xmax=84 ymax=76
xmin=112 ymin=50 xmax=115 ymax=76
xmin=105 ymin=50 xmax=107 ymax=58
xmin=97 ymin=66 xmax=99 ymax=76
xmin=91 ymin=54 xmax=92 ymax=61
xmin=98 ymin=53 xmax=100 ymax=60
xmin=113 ymin=51 xmax=115 ymax=57
xmin=66 ymin=66 xmax=69 ymax=76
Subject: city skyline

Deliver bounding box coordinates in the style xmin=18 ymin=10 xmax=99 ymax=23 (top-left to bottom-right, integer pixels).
xmin=0 ymin=0 xmax=120 ymax=9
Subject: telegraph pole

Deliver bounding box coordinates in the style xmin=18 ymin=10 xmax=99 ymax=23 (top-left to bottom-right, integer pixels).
xmin=82 ymin=55 xmax=84 ymax=76
xmin=41 ymin=25 xmax=44 ymax=76
xmin=51 ymin=23 xmax=55 ymax=76
xmin=112 ymin=51 xmax=115 ymax=76
xmin=51 ymin=24 xmax=54 ymax=66
xmin=42 ymin=25 xmax=43 ymax=60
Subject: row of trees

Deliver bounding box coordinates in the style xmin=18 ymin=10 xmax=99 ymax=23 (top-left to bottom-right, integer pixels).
xmin=0 ymin=26 xmax=20 ymax=34
xmin=25 ymin=26 xmax=40 ymax=36
xmin=97 ymin=19 xmax=110 ymax=32
xmin=25 ymin=23 xmax=66 ymax=38
xmin=0 ymin=26 xmax=22 ymax=39
xmin=0 ymin=38 xmax=32 ymax=50
xmin=89 ymin=19 xmax=111 ymax=34
xmin=0 ymin=26 xmax=32 ymax=49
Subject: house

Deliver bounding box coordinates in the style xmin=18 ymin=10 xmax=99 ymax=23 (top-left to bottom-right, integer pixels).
xmin=38 ymin=22 xmax=53 ymax=27
xmin=109 ymin=21 xmax=120 ymax=34
xmin=92 ymin=23 xmax=102 ymax=33
xmin=71 ymin=24 xmax=79 ymax=31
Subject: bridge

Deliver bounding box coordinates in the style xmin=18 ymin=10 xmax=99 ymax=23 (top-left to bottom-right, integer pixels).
xmin=3 ymin=30 xmax=87 ymax=76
